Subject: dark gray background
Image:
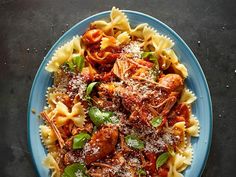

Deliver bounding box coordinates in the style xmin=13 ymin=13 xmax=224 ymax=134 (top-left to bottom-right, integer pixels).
xmin=0 ymin=0 xmax=236 ymax=176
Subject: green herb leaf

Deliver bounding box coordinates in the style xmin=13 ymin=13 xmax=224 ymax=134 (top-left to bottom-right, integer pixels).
xmin=65 ymin=61 xmax=75 ymax=71
xmin=125 ymin=135 xmax=144 ymax=150
xmin=85 ymin=82 xmax=98 ymax=100
xmin=156 ymin=152 xmax=170 ymax=169
xmin=64 ymin=55 xmax=85 ymax=72
xmin=141 ymin=52 xmax=158 ymax=64
xmin=72 ymin=55 xmax=85 ymax=72
xmin=73 ymin=132 xmax=91 ymax=150
xmin=141 ymin=52 xmax=153 ymax=58
xmin=150 ymin=55 xmax=158 ymax=64
xmin=150 ymin=116 xmax=163 ymax=128
xmin=88 ymin=107 xmax=113 ymax=127
xmin=62 ymin=163 xmax=88 ymax=177
xmin=137 ymin=168 xmax=146 ymax=177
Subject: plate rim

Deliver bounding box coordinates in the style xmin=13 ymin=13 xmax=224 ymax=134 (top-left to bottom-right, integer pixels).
xmin=27 ymin=9 xmax=213 ymax=177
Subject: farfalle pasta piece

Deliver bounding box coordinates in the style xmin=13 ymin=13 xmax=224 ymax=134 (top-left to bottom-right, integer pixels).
xmin=141 ymin=25 xmax=174 ymax=55
xmin=162 ymin=49 xmax=188 ymax=78
xmin=40 ymin=125 xmax=57 ymax=152
xmin=186 ymin=115 xmax=200 ymax=137
xmin=53 ymin=101 xmax=86 ymax=127
xmin=129 ymin=23 xmax=148 ymax=38
xmin=110 ymin=7 xmax=131 ymax=32
xmin=167 ymin=154 xmax=186 ymax=177
xmin=100 ymin=36 xmax=117 ymax=50
xmin=91 ymin=20 xmax=110 ymax=33
xmin=46 ymin=36 xmax=84 ymax=72
xmin=172 ymin=121 xmax=187 ymax=150
xmin=141 ymin=26 xmax=156 ymax=49
xmin=116 ymin=32 xmax=131 ymax=45
xmin=182 ymin=144 xmax=193 ymax=165
xmin=92 ymin=7 xmax=130 ymax=35
xmin=43 ymin=152 xmax=61 ymax=177
xmin=174 ymin=63 xmax=188 ymax=78
xmin=73 ymin=35 xmax=85 ymax=55
xmin=152 ymin=34 xmax=174 ymax=54
xmin=100 ymin=32 xmax=130 ymax=50
xmin=179 ymin=88 xmax=197 ymax=105
xmin=47 ymin=90 xmax=69 ymax=109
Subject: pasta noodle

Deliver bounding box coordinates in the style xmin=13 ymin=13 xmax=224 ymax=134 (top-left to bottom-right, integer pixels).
xmin=173 ymin=122 xmax=187 ymax=150
xmin=100 ymin=36 xmax=116 ymax=50
xmin=179 ymin=88 xmax=197 ymax=105
xmin=129 ymin=23 xmax=148 ymax=38
xmin=39 ymin=7 xmax=200 ymax=177
xmin=116 ymin=31 xmax=131 ymax=45
xmin=46 ymin=36 xmax=84 ymax=72
xmin=52 ymin=102 xmax=86 ymax=127
xmin=40 ymin=125 xmax=57 ymax=151
xmin=186 ymin=115 xmax=200 ymax=137
xmin=43 ymin=153 xmax=61 ymax=177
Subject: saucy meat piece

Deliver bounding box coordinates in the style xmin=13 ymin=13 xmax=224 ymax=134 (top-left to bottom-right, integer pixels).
xmin=158 ymin=74 xmax=184 ymax=93
xmin=82 ymin=29 xmax=103 ymax=44
xmin=85 ymin=125 xmax=118 ymax=164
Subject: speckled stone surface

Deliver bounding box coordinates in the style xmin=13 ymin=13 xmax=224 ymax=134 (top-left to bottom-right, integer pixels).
xmin=0 ymin=0 xmax=235 ymax=176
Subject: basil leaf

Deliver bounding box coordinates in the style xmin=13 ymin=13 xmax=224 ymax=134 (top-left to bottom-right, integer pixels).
xmin=141 ymin=52 xmax=153 ymax=58
xmin=156 ymin=152 xmax=170 ymax=169
xmin=141 ymin=52 xmax=158 ymax=64
xmin=150 ymin=116 xmax=163 ymax=128
xmin=65 ymin=61 xmax=75 ymax=71
xmin=137 ymin=168 xmax=146 ymax=177
xmin=62 ymin=163 xmax=88 ymax=177
xmin=73 ymin=132 xmax=91 ymax=150
xmin=64 ymin=55 xmax=85 ymax=72
xmin=125 ymin=135 xmax=144 ymax=150
xmin=72 ymin=55 xmax=85 ymax=72
xmin=150 ymin=55 xmax=158 ymax=64
xmin=88 ymin=107 xmax=113 ymax=127
xmin=85 ymin=82 xmax=98 ymax=100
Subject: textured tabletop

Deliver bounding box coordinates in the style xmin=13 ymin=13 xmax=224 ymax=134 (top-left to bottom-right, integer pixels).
xmin=0 ymin=0 xmax=236 ymax=176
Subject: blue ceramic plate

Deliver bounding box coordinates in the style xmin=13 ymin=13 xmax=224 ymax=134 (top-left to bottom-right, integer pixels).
xmin=28 ymin=10 xmax=212 ymax=177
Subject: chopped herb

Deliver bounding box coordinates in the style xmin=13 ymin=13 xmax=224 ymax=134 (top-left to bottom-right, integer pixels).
xmin=156 ymin=152 xmax=170 ymax=169
xmin=64 ymin=55 xmax=85 ymax=72
xmin=65 ymin=60 xmax=75 ymax=71
xmin=141 ymin=52 xmax=153 ymax=58
xmin=149 ymin=55 xmax=158 ymax=64
xmin=125 ymin=135 xmax=144 ymax=150
xmin=137 ymin=168 xmax=146 ymax=177
xmin=150 ymin=116 xmax=163 ymax=128
xmin=72 ymin=55 xmax=85 ymax=72
xmin=62 ymin=163 xmax=88 ymax=177
xmin=141 ymin=52 xmax=158 ymax=64
xmin=73 ymin=132 xmax=91 ymax=150
xmin=85 ymin=82 xmax=98 ymax=100
xmin=88 ymin=107 xmax=113 ymax=127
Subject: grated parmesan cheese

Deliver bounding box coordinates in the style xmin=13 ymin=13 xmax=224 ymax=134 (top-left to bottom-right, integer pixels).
xmin=67 ymin=73 xmax=87 ymax=99
xmin=122 ymin=41 xmax=142 ymax=58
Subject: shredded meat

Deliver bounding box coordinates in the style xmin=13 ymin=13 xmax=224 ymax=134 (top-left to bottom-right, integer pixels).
xmin=85 ymin=125 xmax=119 ymax=164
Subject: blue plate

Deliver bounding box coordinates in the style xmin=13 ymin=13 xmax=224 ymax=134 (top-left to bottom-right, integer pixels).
xmin=28 ymin=10 xmax=212 ymax=177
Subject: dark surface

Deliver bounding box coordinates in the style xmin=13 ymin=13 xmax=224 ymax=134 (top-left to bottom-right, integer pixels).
xmin=0 ymin=0 xmax=235 ymax=176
